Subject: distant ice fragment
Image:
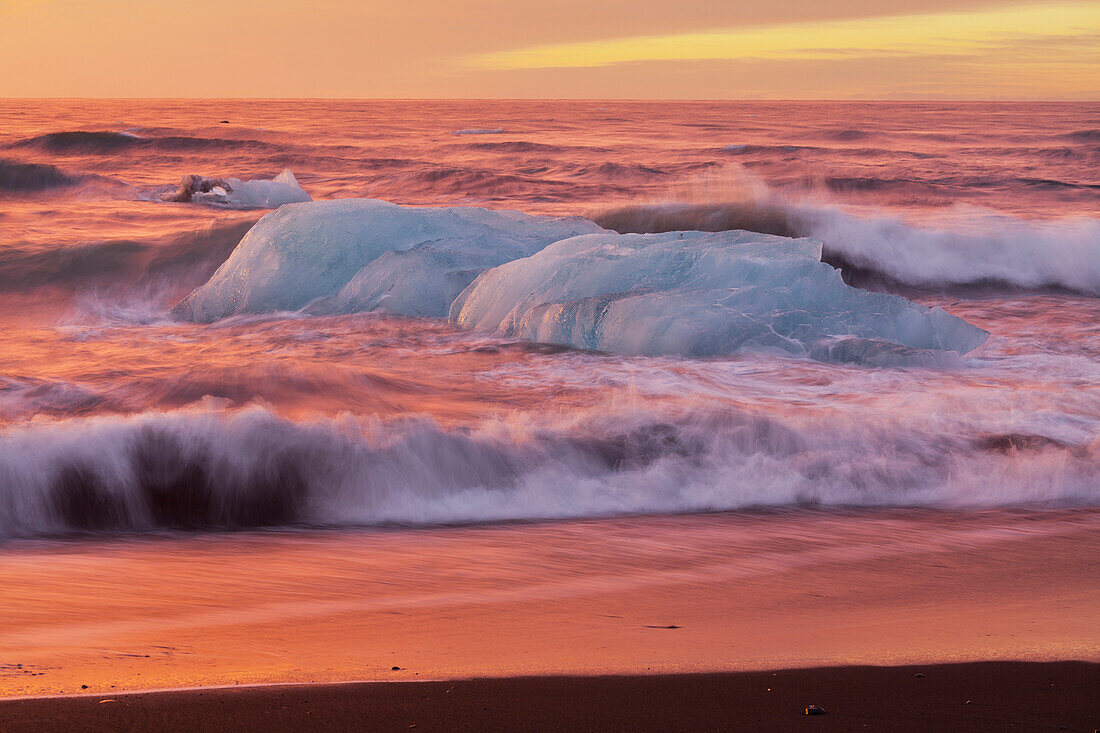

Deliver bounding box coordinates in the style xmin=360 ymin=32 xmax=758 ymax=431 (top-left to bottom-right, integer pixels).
xmin=165 ymin=169 xmax=312 ymax=209
xmin=450 ymin=230 xmax=988 ymax=363
xmin=453 ymin=128 xmax=504 ymax=135
xmin=172 ymin=198 xmax=602 ymax=322
xmin=165 ymin=174 xmax=233 ymax=203
xmin=223 ymin=169 xmax=312 ymax=208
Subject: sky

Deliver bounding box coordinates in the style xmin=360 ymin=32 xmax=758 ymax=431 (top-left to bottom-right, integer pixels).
xmin=0 ymin=0 xmax=1096 ymax=99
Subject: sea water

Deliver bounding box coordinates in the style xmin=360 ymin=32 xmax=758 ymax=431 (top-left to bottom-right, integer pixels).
xmin=0 ymin=100 xmax=1097 ymax=537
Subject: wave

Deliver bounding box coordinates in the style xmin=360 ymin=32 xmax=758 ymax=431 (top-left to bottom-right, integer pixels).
xmin=1015 ymin=177 xmax=1100 ymax=191
xmin=575 ymin=162 xmax=669 ymax=181
xmin=10 ymin=130 xmax=280 ymax=155
xmin=11 ymin=131 xmax=142 ymax=154
xmin=0 ymin=220 xmax=255 ymax=299
xmin=0 ymin=403 xmax=1094 ymax=538
xmin=0 ymin=159 xmax=79 ymax=192
xmin=591 ymin=196 xmax=1100 ymax=296
xmin=818 ymin=128 xmax=876 ymax=141
xmin=591 ymin=201 xmax=802 ymax=239
xmin=0 ymin=377 xmax=108 ymax=421
xmin=955 ymin=146 xmax=1097 ymax=162
xmin=720 ymin=143 xmax=825 ymax=155
xmin=809 ymin=207 xmax=1100 ymax=296
xmin=814 ymin=175 xmax=1100 ymax=195
xmin=720 ymin=143 xmax=1097 ymax=164
xmin=1062 ymin=129 xmax=1100 ymax=142
xmin=463 ymin=141 xmax=568 ymax=153
xmin=377 ymin=167 xmax=570 ymax=197
xmin=718 ymin=143 xmax=947 ymax=161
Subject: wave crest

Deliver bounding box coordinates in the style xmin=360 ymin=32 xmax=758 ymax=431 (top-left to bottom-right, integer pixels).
xmin=1062 ymin=129 xmax=1100 ymax=142
xmin=11 ymin=130 xmax=280 ymax=155
xmin=0 ymin=159 xmax=78 ymax=192
xmin=591 ymin=192 xmax=1100 ymax=297
xmin=592 ymin=201 xmax=801 ymax=239
xmin=0 ymin=404 xmax=1094 ymax=538
xmin=12 ymin=131 xmax=141 ymax=154
xmin=0 ymin=220 xmax=255 ymax=299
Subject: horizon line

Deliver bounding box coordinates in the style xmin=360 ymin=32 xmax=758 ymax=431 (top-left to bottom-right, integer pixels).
xmin=1 ymin=97 xmax=1096 ymax=103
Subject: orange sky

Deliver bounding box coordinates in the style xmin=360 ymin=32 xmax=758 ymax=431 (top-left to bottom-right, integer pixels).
xmin=0 ymin=0 xmax=1096 ymax=98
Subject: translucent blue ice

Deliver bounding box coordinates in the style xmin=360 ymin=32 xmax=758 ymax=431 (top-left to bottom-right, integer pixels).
xmin=451 ymin=230 xmax=988 ymax=363
xmin=173 ymin=198 xmax=602 ymax=321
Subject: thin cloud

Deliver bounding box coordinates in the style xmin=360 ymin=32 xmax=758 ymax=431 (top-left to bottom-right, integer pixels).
xmin=467 ymin=2 xmax=1100 ymax=70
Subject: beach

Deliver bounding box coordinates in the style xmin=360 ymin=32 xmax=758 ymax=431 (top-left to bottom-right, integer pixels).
xmin=0 ymin=99 xmax=1097 ymax=728
xmin=1 ymin=510 xmax=1096 ymax=703
xmin=4 ymin=662 xmax=1098 ymax=732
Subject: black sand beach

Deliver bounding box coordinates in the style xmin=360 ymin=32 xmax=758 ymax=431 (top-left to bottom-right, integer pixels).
xmin=2 ymin=662 xmax=1097 ymax=732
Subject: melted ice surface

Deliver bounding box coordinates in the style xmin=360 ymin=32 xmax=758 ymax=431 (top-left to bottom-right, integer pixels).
xmin=452 ymin=230 xmax=988 ymax=362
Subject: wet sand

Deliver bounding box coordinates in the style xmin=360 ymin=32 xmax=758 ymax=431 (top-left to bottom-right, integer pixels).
xmin=1 ymin=509 xmax=1096 ymax=701
xmin=2 ymin=662 xmax=1097 ymax=732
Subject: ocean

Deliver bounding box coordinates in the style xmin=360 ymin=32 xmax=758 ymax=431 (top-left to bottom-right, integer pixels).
xmin=0 ymin=99 xmax=1097 ymax=534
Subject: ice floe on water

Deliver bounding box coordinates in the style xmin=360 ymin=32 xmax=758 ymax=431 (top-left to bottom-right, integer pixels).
xmin=164 ymin=169 xmax=312 ymax=209
xmin=172 ymin=199 xmax=601 ymax=321
xmin=173 ymin=199 xmax=987 ymax=364
xmin=451 ymin=230 xmax=987 ymax=363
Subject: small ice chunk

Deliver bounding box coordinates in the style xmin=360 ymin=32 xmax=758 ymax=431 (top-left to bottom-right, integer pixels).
xmin=165 ymin=169 xmax=312 ymax=209
xmin=223 ymin=169 xmax=312 ymax=208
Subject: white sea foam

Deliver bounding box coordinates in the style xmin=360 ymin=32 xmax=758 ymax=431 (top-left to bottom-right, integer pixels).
xmin=0 ymin=402 xmax=1094 ymax=538
xmin=592 ymin=184 xmax=1100 ymax=295
xmin=807 ymin=205 xmax=1100 ymax=294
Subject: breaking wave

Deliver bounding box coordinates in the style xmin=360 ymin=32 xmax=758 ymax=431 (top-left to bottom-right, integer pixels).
xmin=592 ymin=199 xmax=1100 ymax=296
xmin=0 ymin=220 xmax=256 ymax=299
xmin=12 ymin=131 xmax=142 ymax=154
xmin=592 ymin=201 xmax=801 ymax=239
xmin=809 ymin=207 xmax=1100 ymax=295
xmin=1062 ymin=129 xmax=1100 ymax=142
xmin=11 ymin=130 xmax=280 ymax=155
xmin=0 ymin=159 xmax=79 ymax=192
xmin=0 ymin=403 xmax=1095 ymax=538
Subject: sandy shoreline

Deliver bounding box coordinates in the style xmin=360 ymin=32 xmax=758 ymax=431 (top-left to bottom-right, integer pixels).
xmin=2 ymin=509 xmax=1097 ymax=700
xmin=2 ymin=662 xmax=1097 ymax=732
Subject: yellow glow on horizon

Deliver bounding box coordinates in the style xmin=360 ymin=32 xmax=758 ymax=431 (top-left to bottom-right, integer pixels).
xmin=0 ymin=0 xmax=1096 ymax=98
xmin=469 ymin=2 xmax=1100 ymax=70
